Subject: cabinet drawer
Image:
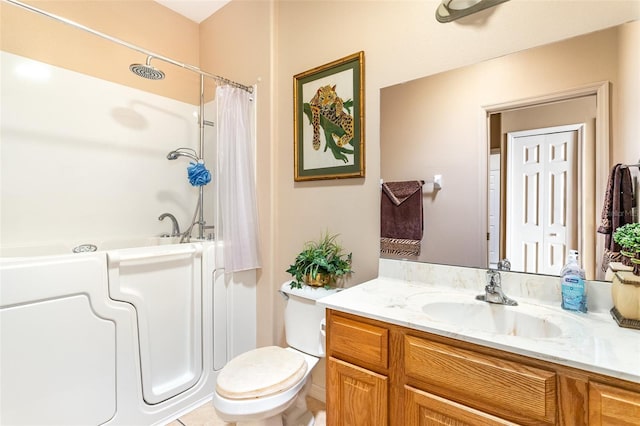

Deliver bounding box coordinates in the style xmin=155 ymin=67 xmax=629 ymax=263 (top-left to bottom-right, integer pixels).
xmin=404 ymin=335 xmax=556 ymax=424
xmin=328 ymin=314 xmax=388 ymax=370
xmin=405 ymin=385 xmax=517 ymax=426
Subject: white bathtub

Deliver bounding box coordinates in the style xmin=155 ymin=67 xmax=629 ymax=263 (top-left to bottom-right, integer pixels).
xmin=0 ymin=236 xmax=185 ymax=258
xmin=0 ymin=238 xmax=256 ymax=425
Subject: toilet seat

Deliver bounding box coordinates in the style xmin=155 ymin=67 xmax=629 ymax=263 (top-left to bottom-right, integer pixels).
xmin=216 ymin=346 xmax=308 ymax=399
xmin=213 ymin=348 xmax=319 ymax=422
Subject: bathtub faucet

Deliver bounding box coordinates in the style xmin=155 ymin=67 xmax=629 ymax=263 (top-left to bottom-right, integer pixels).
xmin=158 ymin=213 xmax=181 ymax=237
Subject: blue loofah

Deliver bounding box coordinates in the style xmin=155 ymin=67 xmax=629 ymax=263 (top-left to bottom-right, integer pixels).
xmin=187 ymin=161 xmax=211 ymax=186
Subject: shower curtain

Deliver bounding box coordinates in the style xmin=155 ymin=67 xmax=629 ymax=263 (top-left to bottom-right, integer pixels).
xmin=216 ymin=85 xmax=261 ymax=272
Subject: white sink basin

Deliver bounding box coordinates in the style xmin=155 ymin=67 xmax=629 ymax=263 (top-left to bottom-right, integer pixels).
xmin=421 ymin=300 xmax=576 ymax=339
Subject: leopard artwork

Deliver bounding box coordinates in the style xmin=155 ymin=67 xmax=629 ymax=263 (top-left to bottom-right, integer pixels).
xmin=308 ymin=85 xmax=354 ymax=150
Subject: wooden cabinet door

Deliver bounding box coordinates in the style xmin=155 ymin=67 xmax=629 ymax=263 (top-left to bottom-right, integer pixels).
xmin=589 ymin=382 xmax=640 ymax=425
xmin=405 ymin=386 xmax=518 ymax=426
xmin=327 ymin=357 xmax=388 ymax=426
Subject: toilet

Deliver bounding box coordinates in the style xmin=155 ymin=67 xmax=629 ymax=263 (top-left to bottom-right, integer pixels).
xmin=212 ymin=282 xmax=338 ymax=426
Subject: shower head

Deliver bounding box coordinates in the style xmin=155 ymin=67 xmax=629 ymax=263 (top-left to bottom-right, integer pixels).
xmin=167 ymin=148 xmax=199 ymax=162
xmin=130 ymin=56 xmax=165 ymax=80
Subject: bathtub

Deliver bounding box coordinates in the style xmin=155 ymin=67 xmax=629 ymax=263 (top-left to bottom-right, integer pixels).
xmin=0 ymin=236 xmax=184 ymax=257
xmin=0 ymin=238 xmax=256 ymax=426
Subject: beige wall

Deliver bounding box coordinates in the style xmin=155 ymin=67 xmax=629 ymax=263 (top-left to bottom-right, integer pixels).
xmin=0 ymin=0 xmax=201 ymax=104
xmin=616 ymin=19 xmax=640 ymax=164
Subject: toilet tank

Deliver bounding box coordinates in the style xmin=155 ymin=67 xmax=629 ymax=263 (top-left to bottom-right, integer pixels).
xmin=279 ymin=282 xmax=339 ymax=357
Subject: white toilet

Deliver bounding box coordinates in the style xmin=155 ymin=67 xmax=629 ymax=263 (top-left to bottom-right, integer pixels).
xmin=212 ymin=282 xmax=338 ymax=426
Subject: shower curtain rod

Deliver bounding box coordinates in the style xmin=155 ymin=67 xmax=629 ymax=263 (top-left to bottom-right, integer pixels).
xmin=4 ymin=0 xmax=253 ymax=93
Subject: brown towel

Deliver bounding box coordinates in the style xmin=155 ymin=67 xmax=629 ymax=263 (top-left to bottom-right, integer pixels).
xmin=380 ymin=237 xmax=422 ymax=257
xmin=381 ymin=181 xmax=424 ymax=256
xmin=597 ymin=164 xmax=635 ymax=271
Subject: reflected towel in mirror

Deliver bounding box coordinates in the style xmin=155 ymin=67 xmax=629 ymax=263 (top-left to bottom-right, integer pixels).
xmin=380 ymin=180 xmax=424 ymax=256
xmin=597 ymin=163 xmax=635 ymax=272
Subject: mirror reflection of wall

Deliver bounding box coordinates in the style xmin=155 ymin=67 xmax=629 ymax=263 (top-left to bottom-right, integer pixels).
xmin=380 ymin=21 xmax=639 ymax=280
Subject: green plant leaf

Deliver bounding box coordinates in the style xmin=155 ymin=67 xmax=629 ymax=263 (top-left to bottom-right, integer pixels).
xmin=613 ymin=223 xmax=640 ymax=253
xmin=285 ymin=231 xmax=353 ymax=289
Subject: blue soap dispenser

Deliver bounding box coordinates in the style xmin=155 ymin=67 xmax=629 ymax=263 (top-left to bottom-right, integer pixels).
xmin=561 ymin=249 xmax=587 ymax=313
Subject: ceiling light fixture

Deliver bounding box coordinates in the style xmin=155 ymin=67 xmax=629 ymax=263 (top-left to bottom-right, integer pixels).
xmin=436 ymin=0 xmax=509 ymax=23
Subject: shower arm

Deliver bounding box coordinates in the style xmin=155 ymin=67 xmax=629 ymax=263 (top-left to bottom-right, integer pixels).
xmin=3 ymin=0 xmax=253 ymax=93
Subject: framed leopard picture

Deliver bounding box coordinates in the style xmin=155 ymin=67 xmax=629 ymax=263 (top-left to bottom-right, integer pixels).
xmin=293 ymin=51 xmax=364 ymax=181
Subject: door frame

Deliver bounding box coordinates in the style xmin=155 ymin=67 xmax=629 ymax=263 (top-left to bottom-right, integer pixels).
xmin=480 ymin=81 xmax=610 ymax=279
xmin=488 ymin=152 xmax=501 ymax=269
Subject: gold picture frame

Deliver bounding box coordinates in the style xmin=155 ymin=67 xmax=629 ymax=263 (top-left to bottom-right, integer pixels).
xmin=293 ymin=51 xmax=365 ymax=181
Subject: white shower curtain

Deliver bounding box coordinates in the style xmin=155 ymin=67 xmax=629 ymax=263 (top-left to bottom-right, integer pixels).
xmin=216 ymin=85 xmax=261 ymax=272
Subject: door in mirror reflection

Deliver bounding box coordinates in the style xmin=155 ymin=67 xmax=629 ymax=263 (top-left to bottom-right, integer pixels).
xmin=505 ymin=125 xmax=579 ymax=275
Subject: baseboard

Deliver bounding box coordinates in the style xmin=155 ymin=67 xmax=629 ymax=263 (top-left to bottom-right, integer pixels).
xmin=309 ymin=382 xmax=326 ymax=403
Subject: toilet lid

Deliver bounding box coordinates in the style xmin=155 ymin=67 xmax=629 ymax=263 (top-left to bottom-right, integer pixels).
xmin=216 ymin=346 xmax=308 ymax=399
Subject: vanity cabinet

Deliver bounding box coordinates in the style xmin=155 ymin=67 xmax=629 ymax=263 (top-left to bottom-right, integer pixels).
xmin=326 ymin=312 xmax=390 ymax=425
xmin=326 ymin=309 xmax=640 ymax=426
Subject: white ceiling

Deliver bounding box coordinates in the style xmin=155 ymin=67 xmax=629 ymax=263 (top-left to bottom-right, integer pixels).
xmin=154 ymin=0 xmax=230 ymax=23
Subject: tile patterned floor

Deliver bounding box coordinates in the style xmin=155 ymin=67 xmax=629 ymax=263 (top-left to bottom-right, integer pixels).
xmin=166 ymin=397 xmax=326 ymax=426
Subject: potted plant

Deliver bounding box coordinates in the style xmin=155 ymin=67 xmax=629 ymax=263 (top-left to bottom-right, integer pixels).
xmin=286 ymin=232 xmax=353 ymax=289
xmin=611 ymin=222 xmax=640 ymax=323
xmin=613 ymin=222 xmax=640 ymax=275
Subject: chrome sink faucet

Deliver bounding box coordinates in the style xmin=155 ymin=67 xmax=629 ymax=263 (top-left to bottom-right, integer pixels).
xmin=158 ymin=213 xmax=181 ymax=237
xmin=476 ymin=259 xmax=517 ymax=306
xmin=497 ymin=258 xmax=511 ymax=272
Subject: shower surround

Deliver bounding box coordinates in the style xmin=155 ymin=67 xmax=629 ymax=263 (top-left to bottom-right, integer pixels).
xmin=0 ymin=51 xmax=212 ymax=246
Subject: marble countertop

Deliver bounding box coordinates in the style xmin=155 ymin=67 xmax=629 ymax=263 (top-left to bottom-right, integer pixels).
xmin=318 ymin=272 xmax=640 ymax=384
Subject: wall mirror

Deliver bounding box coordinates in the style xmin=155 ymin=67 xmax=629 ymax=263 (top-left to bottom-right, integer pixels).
xmin=380 ymin=21 xmax=639 ymax=280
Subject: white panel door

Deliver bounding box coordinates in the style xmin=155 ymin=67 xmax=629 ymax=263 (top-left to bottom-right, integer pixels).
xmin=507 ymin=125 xmax=579 ymax=275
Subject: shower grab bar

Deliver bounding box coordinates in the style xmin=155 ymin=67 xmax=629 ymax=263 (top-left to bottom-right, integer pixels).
xmin=3 ymin=0 xmax=253 ymax=93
